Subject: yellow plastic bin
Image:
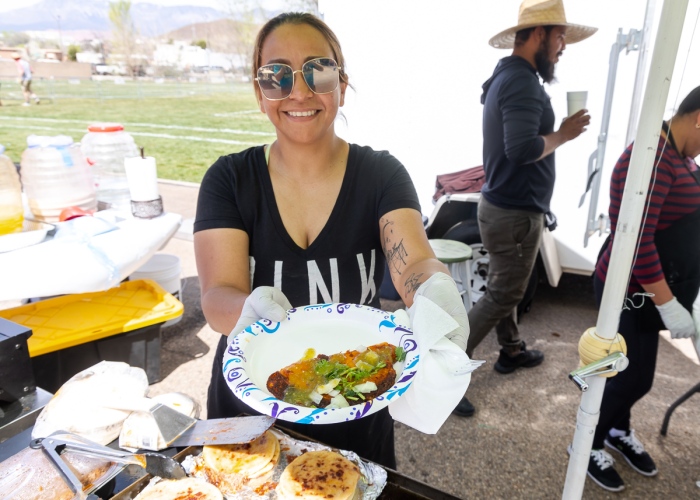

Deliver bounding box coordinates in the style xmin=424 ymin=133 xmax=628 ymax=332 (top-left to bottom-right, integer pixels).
xmin=0 ymin=279 xmax=183 ymax=392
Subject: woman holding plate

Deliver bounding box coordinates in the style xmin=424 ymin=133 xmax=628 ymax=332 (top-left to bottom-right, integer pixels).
xmin=193 ymin=12 xmax=469 ymax=468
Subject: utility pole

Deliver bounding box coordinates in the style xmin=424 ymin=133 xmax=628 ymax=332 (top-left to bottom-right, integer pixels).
xmin=56 ymin=14 xmax=64 ymax=59
xmin=206 ymin=25 xmax=210 ymax=68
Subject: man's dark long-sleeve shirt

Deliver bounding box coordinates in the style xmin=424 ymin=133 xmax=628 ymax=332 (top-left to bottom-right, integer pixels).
xmin=481 ymin=55 xmax=555 ymax=213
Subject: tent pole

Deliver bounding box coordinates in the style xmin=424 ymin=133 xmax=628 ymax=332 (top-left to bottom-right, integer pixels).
xmin=562 ymin=0 xmax=690 ymax=498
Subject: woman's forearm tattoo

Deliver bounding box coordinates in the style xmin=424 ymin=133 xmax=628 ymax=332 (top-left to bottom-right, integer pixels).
xmin=381 ymin=216 xmax=426 ymax=297
xmin=404 ymin=272 xmax=424 ymax=295
xmin=381 ymin=217 xmax=408 ymax=275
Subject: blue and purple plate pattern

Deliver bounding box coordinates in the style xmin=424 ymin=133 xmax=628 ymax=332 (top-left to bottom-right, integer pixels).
xmin=223 ymin=303 xmax=419 ymax=424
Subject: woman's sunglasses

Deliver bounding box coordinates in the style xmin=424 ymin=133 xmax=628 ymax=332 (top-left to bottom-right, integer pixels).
xmin=255 ymin=57 xmax=341 ymax=100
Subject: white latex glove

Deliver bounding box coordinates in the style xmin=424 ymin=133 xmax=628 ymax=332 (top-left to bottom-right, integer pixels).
xmin=692 ymin=290 xmax=700 ymax=357
xmin=413 ymin=272 xmax=469 ymax=350
xmin=228 ymin=286 xmax=292 ymax=343
xmin=656 ymin=296 xmax=697 ymax=339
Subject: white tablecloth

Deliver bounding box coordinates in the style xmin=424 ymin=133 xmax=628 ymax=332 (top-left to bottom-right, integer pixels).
xmin=0 ymin=211 xmax=182 ymax=302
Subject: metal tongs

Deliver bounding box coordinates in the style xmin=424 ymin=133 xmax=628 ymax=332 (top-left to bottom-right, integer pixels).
xmin=30 ymin=432 xmax=186 ymax=499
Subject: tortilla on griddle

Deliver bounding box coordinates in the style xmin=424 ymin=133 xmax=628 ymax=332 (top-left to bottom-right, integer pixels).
xmin=133 ymin=477 xmax=222 ymax=500
xmin=276 ymin=450 xmax=362 ymax=500
xmin=196 ymin=430 xmax=280 ymax=494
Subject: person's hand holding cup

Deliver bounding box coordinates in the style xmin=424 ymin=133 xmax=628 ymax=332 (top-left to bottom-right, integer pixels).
xmin=559 ymin=91 xmax=591 ymax=142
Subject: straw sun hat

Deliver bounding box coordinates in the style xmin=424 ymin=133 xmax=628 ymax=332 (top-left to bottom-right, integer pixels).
xmin=489 ymin=0 xmax=597 ymax=49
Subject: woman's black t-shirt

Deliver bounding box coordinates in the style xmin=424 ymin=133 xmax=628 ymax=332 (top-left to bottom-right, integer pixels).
xmin=193 ymin=143 xmax=420 ymax=468
xmin=194 ymin=144 xmax=420 ymax=307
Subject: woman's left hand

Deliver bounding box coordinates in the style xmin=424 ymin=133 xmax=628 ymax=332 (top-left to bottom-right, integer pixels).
xmin=413 ymin=272 xmax=469 ymax=350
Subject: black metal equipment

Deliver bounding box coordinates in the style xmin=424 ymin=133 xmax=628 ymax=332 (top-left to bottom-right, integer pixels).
xmin=0 ymin=317 xmax=36 ymax=405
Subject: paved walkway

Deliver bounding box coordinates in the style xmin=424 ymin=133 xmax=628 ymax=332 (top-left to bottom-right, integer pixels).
xmin=151 ymin=180 xmax=700 ymax=499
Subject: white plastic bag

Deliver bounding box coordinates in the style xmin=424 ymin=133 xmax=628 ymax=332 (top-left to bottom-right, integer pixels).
xmin=32 ymin=361 xmax=149 ymax=445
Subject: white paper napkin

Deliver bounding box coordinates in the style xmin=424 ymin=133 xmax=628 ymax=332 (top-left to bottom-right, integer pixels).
xmin=389 ymin=295 xmax=483 ymax=434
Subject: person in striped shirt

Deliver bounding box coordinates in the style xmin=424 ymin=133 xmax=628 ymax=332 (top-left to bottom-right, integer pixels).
xmin=588 ymin=85 xmax=700 ymax=492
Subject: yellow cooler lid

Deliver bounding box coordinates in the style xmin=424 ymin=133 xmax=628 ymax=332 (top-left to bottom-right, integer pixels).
xmin=0 ymin=279 xmax=184 ymax=357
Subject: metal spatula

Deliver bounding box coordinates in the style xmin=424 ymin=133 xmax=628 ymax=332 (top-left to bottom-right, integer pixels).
xmin=169 ymin=415 xmax=276 ymax=447
xmin=147 ymin=401 xmax=198 ymax=445
xmin=101 ymin=396 xmax=197 ymax=447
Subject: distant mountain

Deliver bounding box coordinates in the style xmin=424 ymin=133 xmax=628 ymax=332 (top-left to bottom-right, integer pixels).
xmin=0 ymin=0 xmax=227 ymax=36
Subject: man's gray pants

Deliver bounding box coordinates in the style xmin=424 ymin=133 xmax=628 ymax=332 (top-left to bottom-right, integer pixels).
xmin=466 ymin=198 xmax=544 ymax=358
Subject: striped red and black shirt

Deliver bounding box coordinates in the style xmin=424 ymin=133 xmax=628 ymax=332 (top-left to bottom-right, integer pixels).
xmin=596 ymin=133 xmax=700 ymax=293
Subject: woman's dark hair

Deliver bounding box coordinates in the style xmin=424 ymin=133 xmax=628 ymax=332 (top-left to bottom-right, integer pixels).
xmin=252 ymin=12 xmax=349 ymax=87
xmin=676 ymin=85 xmax=700 ymax=116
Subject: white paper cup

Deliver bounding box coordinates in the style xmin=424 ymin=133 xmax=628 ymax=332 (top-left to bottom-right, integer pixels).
xmin=567 ymin=91 xmax=588 ymax=117
xmin=124 ymin=156 xmax=159 ymax=201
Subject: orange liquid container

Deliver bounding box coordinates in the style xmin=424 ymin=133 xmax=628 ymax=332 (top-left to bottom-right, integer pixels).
xmin=0 ymin=146 xmax=24 ymax=235
xmin=20 ymin=135 xmax=97 ymax=222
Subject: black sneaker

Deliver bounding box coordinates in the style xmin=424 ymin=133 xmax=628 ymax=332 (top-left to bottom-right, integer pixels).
xmin=587 ymin=448 xmax=625 ymax=492
xmin=452 ymin=396 xmax=475 ymax=417
xmin=494 ymin=341 xmax=544 ymax=374
xmin=605 ymin=430 xmax=658 ymax=477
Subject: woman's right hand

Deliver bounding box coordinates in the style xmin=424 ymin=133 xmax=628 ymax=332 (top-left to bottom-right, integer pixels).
xmin=229 ymin=286 xmax=292 ymax=341
xmin=656 ymin=296 xmax=698 ymax=339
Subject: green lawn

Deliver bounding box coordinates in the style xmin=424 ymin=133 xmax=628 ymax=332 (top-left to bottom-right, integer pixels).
xmin=0 ymin=80 xmax=276 ymax=183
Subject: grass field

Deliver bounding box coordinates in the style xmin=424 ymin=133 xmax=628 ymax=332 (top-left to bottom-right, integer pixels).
xmin=0 ymin=79 xmax=276 ymax=183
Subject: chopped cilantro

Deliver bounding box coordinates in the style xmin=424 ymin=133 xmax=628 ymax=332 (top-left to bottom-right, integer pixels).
xmin=395 ymin=346 xmax=406 ymax=362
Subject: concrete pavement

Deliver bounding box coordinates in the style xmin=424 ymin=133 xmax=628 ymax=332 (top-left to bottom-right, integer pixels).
xmin=150 ymin=180 xmax=700 ymax=499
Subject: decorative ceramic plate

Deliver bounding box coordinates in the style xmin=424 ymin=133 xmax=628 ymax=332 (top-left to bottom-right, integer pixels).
xmin=223 ymin=303 xmax=419 ymax=424
xmin=0 ymin=219 xmax=55 ymax=253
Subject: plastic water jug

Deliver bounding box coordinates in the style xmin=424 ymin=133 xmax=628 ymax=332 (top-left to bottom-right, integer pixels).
xmin=0 ymin=146 xmax=24 ymax=235
xmin=20 ymin=135 xmax=97 ymax=222
xmin=81 ymin=123 xmax=138 ymax=210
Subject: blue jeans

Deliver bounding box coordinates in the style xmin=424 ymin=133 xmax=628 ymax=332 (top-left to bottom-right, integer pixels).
xmin=466 ymin=198 xmax=544 ymax=357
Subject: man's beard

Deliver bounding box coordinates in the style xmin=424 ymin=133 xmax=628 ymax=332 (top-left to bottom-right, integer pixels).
xmin=535 ymin=38 xmax=557 ymax=84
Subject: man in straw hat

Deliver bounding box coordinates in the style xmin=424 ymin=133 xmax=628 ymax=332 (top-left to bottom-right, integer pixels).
xmin=453 ymin=0 xmax=595 ymax=418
